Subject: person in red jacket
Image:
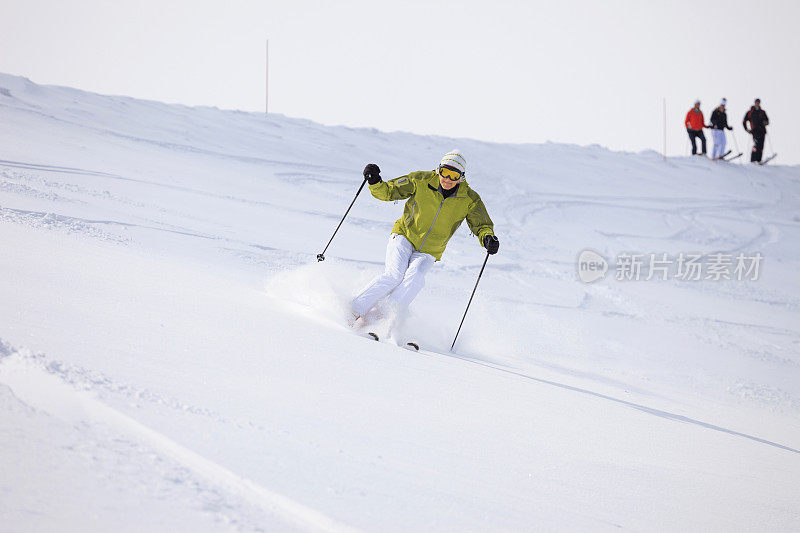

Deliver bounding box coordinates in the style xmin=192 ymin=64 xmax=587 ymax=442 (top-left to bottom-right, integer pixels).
xmin=685 ymin=100 xmax=707 ymax=156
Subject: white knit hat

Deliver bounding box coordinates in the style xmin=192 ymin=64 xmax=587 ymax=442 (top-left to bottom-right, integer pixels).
xmin=439 ymin=150 xmax=466 ymax=174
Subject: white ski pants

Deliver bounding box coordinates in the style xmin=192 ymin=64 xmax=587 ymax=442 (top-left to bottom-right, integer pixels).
xmin=351 ymin=234 xmax=435 ymax=316
xmin=712 ymin=129 xmax=727 ymax=159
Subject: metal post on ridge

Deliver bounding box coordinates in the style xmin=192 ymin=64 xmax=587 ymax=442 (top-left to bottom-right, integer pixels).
xmin=265 ymin=39 xmax=269 ymax=114
xmin=663 ymin=97 xmax=667 ymax=162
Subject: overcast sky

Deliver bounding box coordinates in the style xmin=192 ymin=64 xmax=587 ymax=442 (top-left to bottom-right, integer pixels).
xmin=3 ymin=0 xmax=798 ymax=163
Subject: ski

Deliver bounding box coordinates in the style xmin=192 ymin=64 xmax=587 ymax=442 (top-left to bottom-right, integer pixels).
xmin=718 ymin=150 xmax=732 ymax=159
xmin=758 ymin=154 xmax=778 ymax=165
xmin=366 ymin=332 xmax=419 ymax=351
xmin=723 ymin=152 xmax=742 ymax=161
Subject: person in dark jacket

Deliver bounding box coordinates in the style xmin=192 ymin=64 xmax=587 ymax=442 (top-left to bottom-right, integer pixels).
xmin=685 ymin=100 xmax=707 ymax=155
xmin=743 ymin=98 xmax=769 ymax=163
xmin=709 ymin=98 xmax=733 ymax=160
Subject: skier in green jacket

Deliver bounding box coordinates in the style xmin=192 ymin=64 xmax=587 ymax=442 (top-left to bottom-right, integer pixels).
xmin=350 ymin=150 xmax=498 ymax=326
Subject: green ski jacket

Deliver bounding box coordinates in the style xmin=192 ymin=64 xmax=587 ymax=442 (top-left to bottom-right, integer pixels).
xmin=369 ymin=171 xmax=494 ymax=261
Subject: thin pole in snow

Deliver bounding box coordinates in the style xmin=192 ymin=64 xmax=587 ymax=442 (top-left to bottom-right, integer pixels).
xmin=663 ymin=97 xmax=667 ymax=162
xmin=265 ymin=39 xmax=269 ymax=114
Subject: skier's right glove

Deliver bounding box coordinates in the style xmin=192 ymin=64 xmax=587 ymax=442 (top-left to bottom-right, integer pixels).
xmin=483 ymin=235 xmax=499 ymax=254
xmin=363 ymin=163 xmax=382 ymax=185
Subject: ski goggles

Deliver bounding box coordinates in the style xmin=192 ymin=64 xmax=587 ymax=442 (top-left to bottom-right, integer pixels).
xmin=438 ymin=165 xmax=463 ymax=182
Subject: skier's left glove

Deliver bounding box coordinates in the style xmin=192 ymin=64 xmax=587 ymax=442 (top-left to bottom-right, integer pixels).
xmin=727 ymin=126 xmax=733 ymax=131
xmin=483 ymin=235 xmax=499 ymax=254
xmin=363 ymin=163 xmax=382 ymax=185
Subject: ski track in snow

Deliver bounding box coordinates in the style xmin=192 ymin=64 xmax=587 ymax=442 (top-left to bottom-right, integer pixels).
xmin=0 ymin=340 xmax=357 ymax=533
xmin=0 ymin=205 xmax=132 ymax=243
xmin=419 ymin=346 xmax=800 ymax=455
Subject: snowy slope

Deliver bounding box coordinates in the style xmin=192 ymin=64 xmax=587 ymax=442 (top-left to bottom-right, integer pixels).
xmin=1 ymin=73 xmax=799 ymax=531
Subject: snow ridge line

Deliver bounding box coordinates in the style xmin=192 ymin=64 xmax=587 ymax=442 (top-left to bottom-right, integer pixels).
xmin=0 ymin=343 xmax=359 ymax=533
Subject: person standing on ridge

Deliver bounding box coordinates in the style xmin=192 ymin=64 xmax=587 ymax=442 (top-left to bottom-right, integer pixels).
xmin=709 ymin=98 xmax=733 ymax=160
xmin=685 ymin=100 xmax=707 ymax=156
xmin=743 ymin=98 xmax=770 ymax=164
xmin=350 ymin=150 xmax=498 ymax=329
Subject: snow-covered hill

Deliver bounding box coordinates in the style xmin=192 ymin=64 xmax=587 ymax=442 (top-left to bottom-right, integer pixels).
xmin=1 ymin=73 xmax=798 ymax=531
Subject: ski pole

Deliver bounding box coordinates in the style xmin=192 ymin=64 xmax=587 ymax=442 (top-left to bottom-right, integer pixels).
xmin=730 ymin=128 xmax=740 ymax=154
xmin=317 ymin=178 xmax=368 ymax=261
xmin=450 ymin=251 xmax=490 ymax=351
xmin=766 ymin=131 xmax=775 ymax=155
xmin=729 ymin=129 xmax=742 ymax=164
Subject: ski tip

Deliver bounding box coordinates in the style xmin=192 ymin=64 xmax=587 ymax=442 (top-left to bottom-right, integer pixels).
xmin=368 ymin=332 xmax=379 ymax=341
xmin=406 ymin=342 xmax=419 ymax=351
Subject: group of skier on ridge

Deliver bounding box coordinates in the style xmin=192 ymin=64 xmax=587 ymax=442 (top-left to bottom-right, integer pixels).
xmin=685 ymin=98 xmax=771 ymax=163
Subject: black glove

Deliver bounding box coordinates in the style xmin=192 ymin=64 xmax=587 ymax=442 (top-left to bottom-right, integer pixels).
xmin=363 ymin=163 xmax=381 ymax=185
xmin=726 ymin=126 xmax=733 ymax=131
xmin=483 ymin=235 xmax=499 ymax=254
